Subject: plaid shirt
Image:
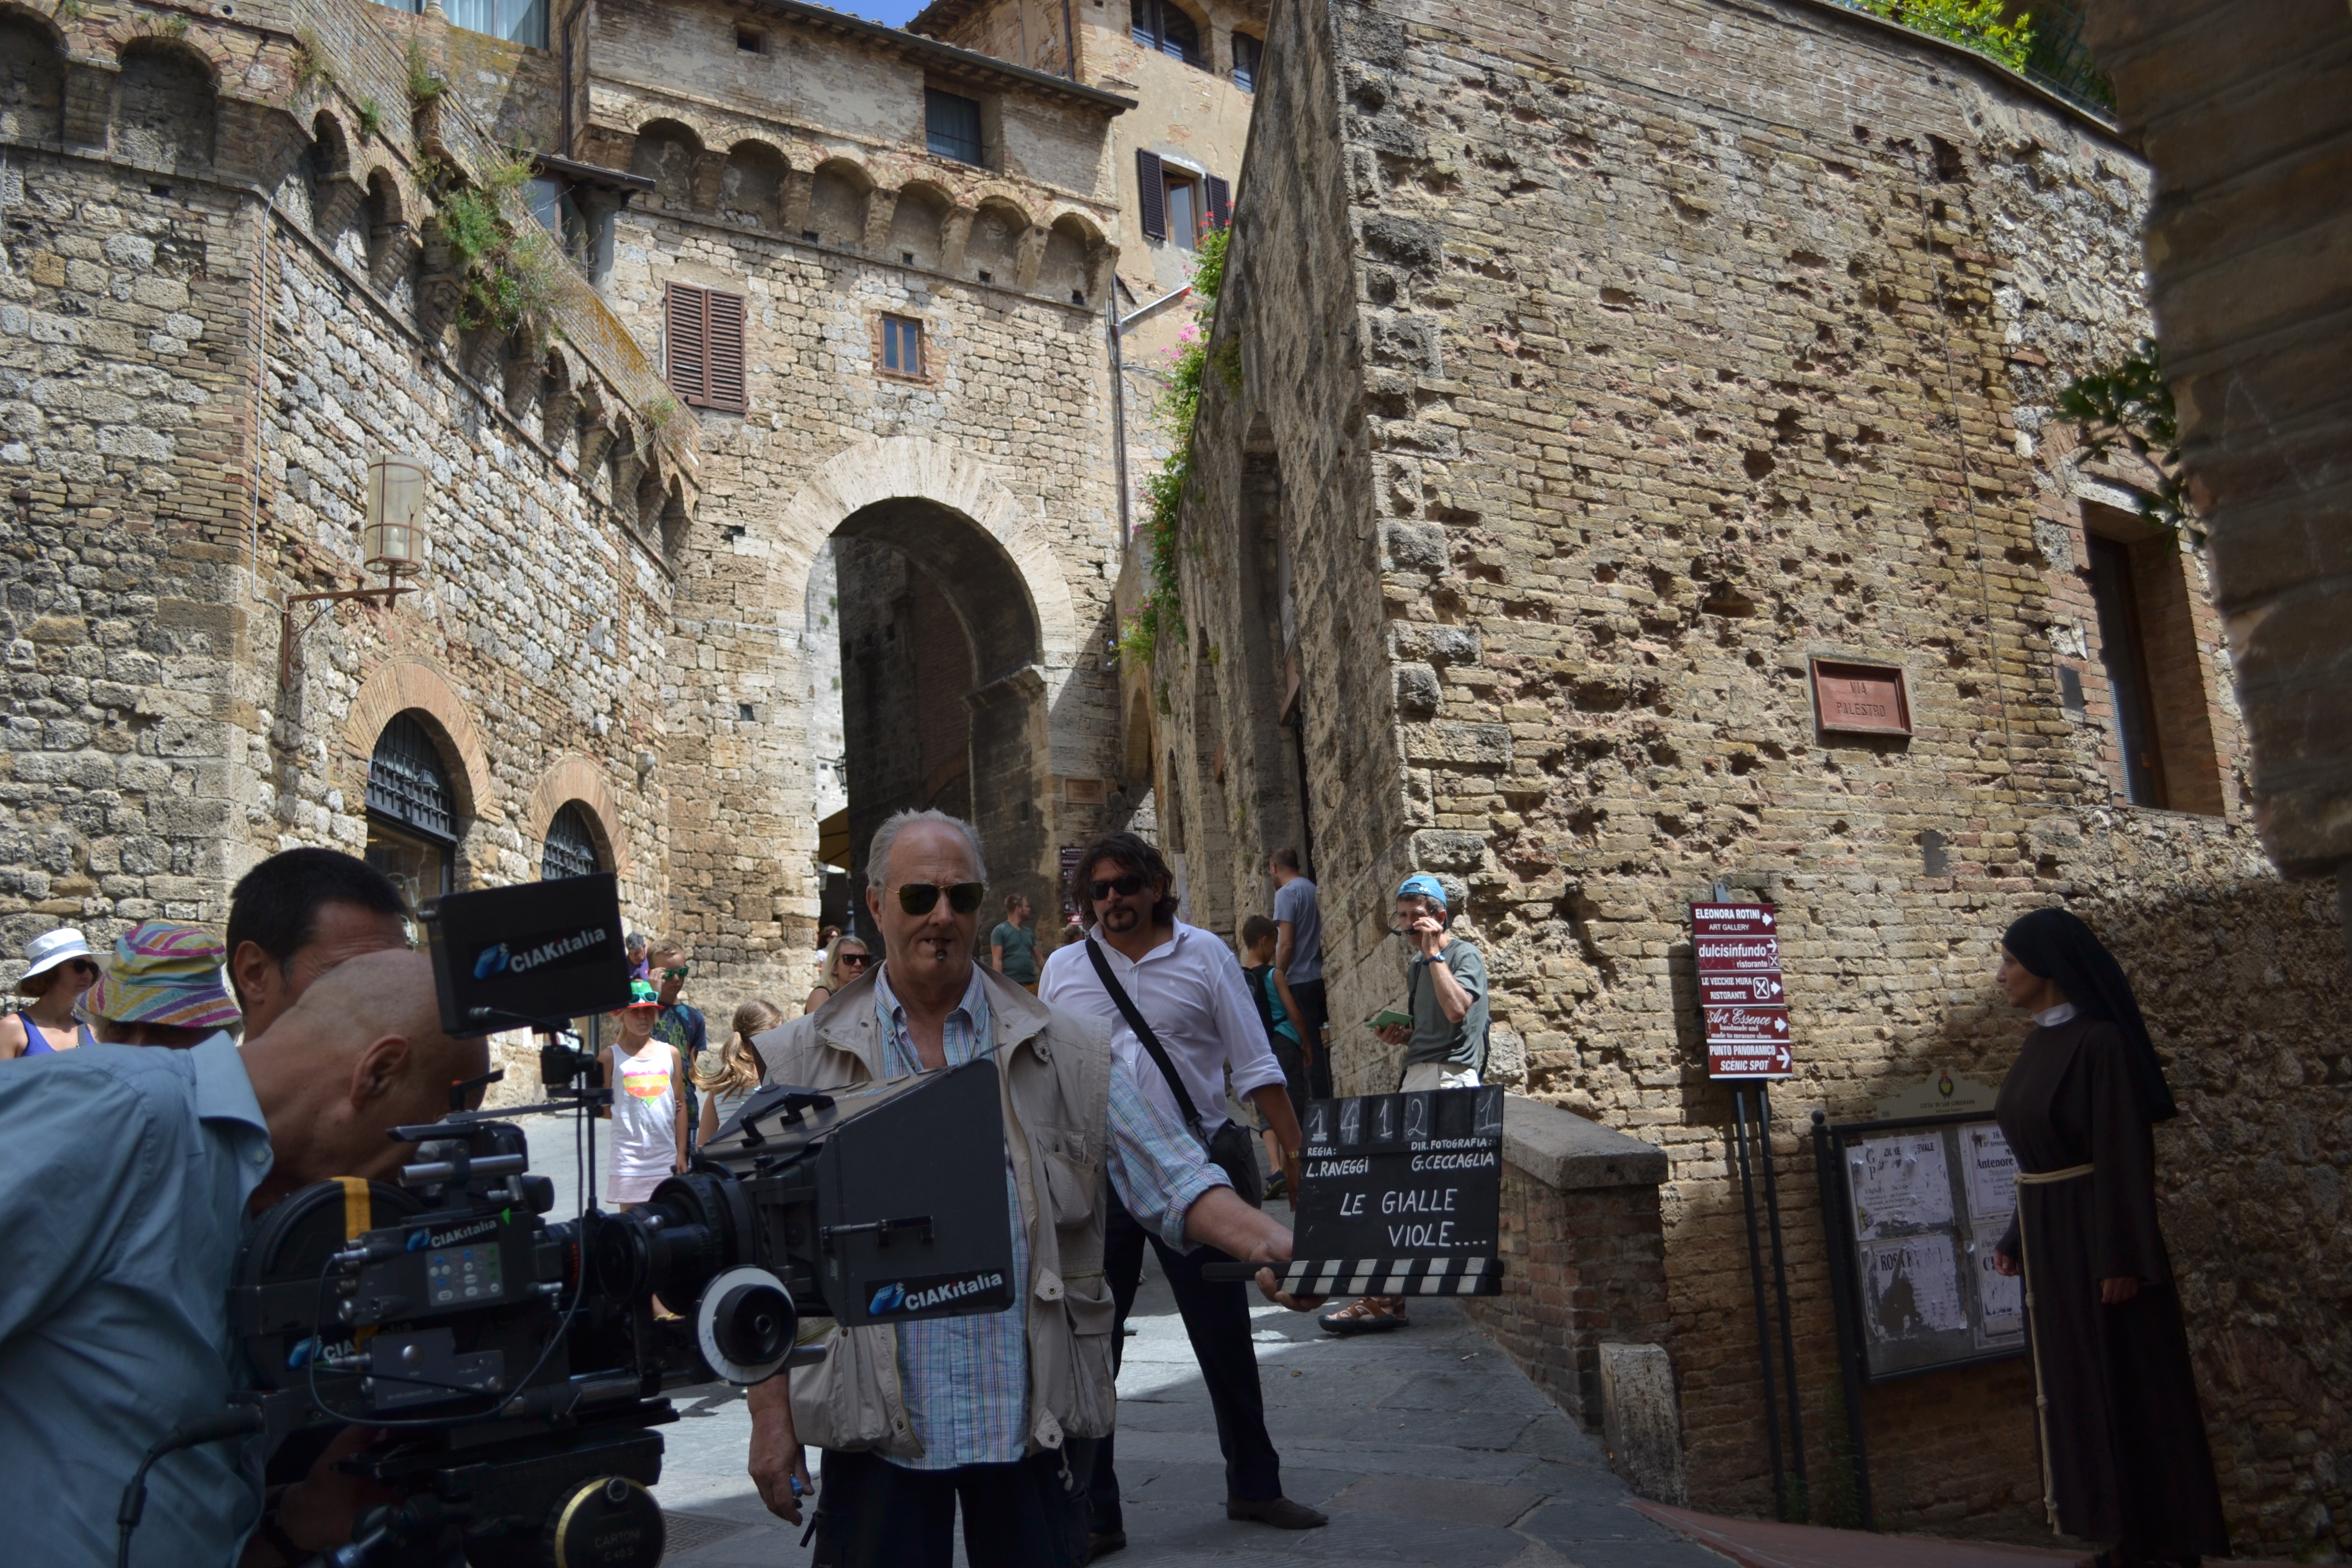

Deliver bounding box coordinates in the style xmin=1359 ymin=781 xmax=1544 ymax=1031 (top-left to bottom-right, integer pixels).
xmin=873 ymin=963 xmax=1228 ymax=1469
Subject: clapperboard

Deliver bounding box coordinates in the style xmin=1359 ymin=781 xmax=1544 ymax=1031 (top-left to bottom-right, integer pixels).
xmin=1262 ymin=1085 xmax=1507 ymax=1297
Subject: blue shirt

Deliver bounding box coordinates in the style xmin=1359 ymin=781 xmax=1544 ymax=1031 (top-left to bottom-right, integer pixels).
xmin=0 ymin=1036 xmax=274 ymax=1566
xmin=871 ymin=964 xmax=1227 ymax=1469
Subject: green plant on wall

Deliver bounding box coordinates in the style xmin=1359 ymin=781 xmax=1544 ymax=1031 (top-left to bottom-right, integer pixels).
xmin=356 ymin=97 xmax=384 ymax=140
xmin=432 ymin=153 xmax=564 ymax=344
xmin=2056 ymin=336 xmax=2200 ymax=545
xmin=407 ymin=37 xmax=446 ymax=104
xmin=1120 ymin=220 xmax=1234 ymax=672
xmin=1848 ymin=0 xmax=2032 ymax=72
xmin=292 ymin=28 xmax=336 ymax=101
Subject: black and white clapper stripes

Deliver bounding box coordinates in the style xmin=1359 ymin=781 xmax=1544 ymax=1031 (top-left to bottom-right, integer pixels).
xmin=1269 ymin=1254 xmax=1502 ymax=1297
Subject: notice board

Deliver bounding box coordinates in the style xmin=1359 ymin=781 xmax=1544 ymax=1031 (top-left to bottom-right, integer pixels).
xmin=1815 ymin=1112 xmax=2024 ymax=1381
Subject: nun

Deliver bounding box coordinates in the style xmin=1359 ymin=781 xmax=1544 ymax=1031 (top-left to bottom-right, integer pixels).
xmin=1991 ymin=908 xmax=2229 ymax=1567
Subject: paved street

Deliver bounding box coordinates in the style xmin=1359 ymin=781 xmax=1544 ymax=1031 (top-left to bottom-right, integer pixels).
xmin=518 ymin=1116 xmax=1729 ymax=1566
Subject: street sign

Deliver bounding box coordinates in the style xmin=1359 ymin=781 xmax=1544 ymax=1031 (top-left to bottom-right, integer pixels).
xmin=1695 ymin=900 xmax=1793 ymax=1078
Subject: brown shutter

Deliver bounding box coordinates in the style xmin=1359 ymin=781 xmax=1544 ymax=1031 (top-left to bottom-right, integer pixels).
xmin=1136 ymin=150 xmax=1165 ymax=240
xmin=1205 ymin=174 xmax=1231 ymax=231
xmin=706 ymin=289 xmax=746 ymax=411
xmin=665 ymin=282 xmax=708 ymax=407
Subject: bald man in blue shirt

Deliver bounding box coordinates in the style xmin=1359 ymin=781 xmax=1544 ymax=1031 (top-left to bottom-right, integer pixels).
xmin=0 ymin=951 xmax=486 ymax=1566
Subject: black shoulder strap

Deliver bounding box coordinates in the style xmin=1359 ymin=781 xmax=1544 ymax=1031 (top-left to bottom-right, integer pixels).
xmin=1085 ymin=936 xmax=1203 ymax=1131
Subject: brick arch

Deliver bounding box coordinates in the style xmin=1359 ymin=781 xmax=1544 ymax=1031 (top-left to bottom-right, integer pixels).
xmin=521 ymin=755 xmax=632 ymax=880
xmin=105 ymin=21 xmax=229 ymax=83
xmin=341 ymin=656 xmax=499 ymax=826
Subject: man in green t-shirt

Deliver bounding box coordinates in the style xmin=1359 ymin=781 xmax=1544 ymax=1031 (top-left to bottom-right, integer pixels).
xmin=989 ymin=893 xmax=1040 ymax=992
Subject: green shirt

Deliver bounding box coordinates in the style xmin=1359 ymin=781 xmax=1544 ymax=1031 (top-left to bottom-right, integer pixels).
xmin=990 ymin=919 xmax=1039 ymax=983
xmin=1405 ymin=938 xmax=1489 ymax=1070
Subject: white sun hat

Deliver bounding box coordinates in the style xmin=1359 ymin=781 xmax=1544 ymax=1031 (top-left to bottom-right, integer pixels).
xmin=17 ymin=927 xmax=95 ymax=989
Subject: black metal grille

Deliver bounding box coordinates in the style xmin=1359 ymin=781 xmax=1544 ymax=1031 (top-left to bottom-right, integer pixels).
xmin=541 ymin=802 xmax=602 ymax=881
xmin=366 ymin=713 xmax=456 ymax=842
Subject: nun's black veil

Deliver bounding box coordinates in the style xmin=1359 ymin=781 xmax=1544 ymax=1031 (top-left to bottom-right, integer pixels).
xmin=2002 ymin=907 xmax=2179 ymax=1122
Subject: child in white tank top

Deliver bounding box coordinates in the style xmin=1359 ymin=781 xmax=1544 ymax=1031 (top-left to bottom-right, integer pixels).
xmin=603 ymin=982 xmax=685 ymax=1206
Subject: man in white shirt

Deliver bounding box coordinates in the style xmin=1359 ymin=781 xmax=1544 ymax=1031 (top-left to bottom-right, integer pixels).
xmin=1040 ymin=832 xmax=1323 ymax=1556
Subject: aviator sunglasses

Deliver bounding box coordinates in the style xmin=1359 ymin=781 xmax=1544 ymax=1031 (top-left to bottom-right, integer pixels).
xmin=1088 ymin=872 xmax=1149 ymax=901
xmin=895 ymin=881 xmax=987 ymax=916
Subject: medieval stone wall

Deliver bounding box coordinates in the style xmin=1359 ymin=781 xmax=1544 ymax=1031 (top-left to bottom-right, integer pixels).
xmin=1168 ymin=0 xmax=2352 ymax=1551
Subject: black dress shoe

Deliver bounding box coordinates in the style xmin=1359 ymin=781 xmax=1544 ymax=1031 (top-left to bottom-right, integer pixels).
xmin=1226 ymin=1496 xmax=1328 ymax=1529
xmin=1087 ymin=1528 xmax=1127 ymax=1560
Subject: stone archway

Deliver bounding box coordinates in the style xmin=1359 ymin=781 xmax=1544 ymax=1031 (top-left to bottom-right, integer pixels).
xmin=521 ymin=754 xmax=633 ymax=883
xmin=341 ymin=655 xmax=498 ymax=826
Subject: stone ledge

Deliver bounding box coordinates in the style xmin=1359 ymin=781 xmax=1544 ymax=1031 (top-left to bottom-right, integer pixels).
xmin=1503 ymin=1094 xmax=1669 ymax=1191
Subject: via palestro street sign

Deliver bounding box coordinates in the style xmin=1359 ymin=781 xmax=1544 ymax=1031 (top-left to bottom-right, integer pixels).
xmin=1694 ymin=900 xmax=1792 ymax=1078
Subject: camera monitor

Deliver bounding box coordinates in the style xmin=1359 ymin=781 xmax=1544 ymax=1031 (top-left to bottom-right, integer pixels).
xmin=420 ymin=872 xmax=633 ymax=1037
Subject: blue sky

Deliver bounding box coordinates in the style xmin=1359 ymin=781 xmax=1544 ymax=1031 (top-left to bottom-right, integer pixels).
xmin=842 ymin=0 xmax=928 ymax=27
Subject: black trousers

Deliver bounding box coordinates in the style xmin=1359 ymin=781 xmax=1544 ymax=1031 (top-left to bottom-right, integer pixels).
xmin=1087 ymin=1203 xmax=1282 ymax=1535
xmin=1290 ymin=978 xmax=1332 ymax=1100
xmin=812 ymin=1441 xmax=1094 ymax=1568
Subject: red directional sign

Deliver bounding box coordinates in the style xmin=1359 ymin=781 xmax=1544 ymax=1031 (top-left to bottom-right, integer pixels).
xmin=1694 ymin=901 xmax=1793 ymax=1079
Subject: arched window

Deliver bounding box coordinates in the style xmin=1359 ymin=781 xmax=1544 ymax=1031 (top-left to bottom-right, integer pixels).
xmin=1130 ymin=0 xmax=1202 ymax=66
xmin=365 ymin=712 xmax=457 ymax=906
xmin=541 ymin=801 xmax=603 ymax=880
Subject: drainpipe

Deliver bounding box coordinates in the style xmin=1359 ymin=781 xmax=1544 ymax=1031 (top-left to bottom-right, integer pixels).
xmin=1107 ymin=289 xmax=1129 ymax=545
xmin=1061 ymin=0 xmax=1077 ymax=78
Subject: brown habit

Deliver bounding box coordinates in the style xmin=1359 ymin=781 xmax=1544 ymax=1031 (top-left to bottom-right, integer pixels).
xmin=1994 ymin=1019 xmax=2228 ymax=1556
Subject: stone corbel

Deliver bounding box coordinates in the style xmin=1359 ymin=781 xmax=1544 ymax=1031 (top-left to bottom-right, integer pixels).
xmin=781 ymin=170 xmax=815 ymax=237
xmin=502 ymin=348 xmax=543 ymax=421
xmin=461 ymin=327 xmax=504 ymax=385
xmin=688 ymin=150 xmax=728 ymax=212
xmin=1014 ymin=224 xmax=1048 ymax=292
xmin=611 ymin=448 xmax=647 ymax=517
xmin=860 ymin=189 xmax=900 ymax=256
xmin=541 ymin=385 xmax=580 ymax=456
xmin=940 ymin=206 xmax=975 ymax=273
xmin=1084 ymin=240 xmax=1116 ymax=305
xmin=215 ymin=99 xmax=306 ymax=190
xmin=576 ymin=418 xmax=618 ymax=478
xmin=314 ymin=172 xmax=369 ymax=238
xmin=62 ymin=57 xmax=116 ymax=154
xmin=369 ymin=224 xmax=418 ymax=297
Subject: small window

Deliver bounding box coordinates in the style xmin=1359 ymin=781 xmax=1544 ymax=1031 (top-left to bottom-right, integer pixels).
xmin=925 ymin=89 xmax=985 ymax=165
xmin=1130 ymin=0 xmax=1202 ymax=65
xmin=1163 ymin=172 xmax=1198 ymax=252
xmin=737 ymin=27 xmax=764 ymax=52
xmin=541 ymin=802 xmax=602 ymax=881
xmin=439 ymin=0 xmax=546 ymax=48
xmin=664 ymin=281 xmax=747 ymax=412
xmin=1232 ymin=32 xmax=1261 ymax=91
xmin=2081 ymin=516 xmax=2223 ymax=815
xmin=881 ymin=314 xmax=924 ymax=377
xmin=366 ymin=712 xmax=457 ymax=909
xmin=2087 ymin=533 xmax=2162 ymax=806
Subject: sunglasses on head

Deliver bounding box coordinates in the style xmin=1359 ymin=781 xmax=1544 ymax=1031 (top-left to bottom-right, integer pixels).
xmin=1089 ymin=872 xmax=1149 ymax=902
xmin=896 ymin=881 xmax=986 ymax=916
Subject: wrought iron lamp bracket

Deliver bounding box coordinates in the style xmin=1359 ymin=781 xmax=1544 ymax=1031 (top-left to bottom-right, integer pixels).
xmin=277 ymin=582 xmax=416 ymax=689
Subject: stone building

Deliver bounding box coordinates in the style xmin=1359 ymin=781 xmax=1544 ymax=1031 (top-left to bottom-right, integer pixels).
xmin=1 ymin=0 xmax=1146 ymax=1008
xmin=1149 ymin=0 xmax=2351 ymax=1552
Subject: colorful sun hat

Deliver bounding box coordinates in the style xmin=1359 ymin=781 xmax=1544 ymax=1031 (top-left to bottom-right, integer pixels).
xmin=624 ymin=978 xmax=662 ymax=1009
xmin=17 ymin=926 xmax=94 ymax=989
xmin=83 ymin=920 xmax=241 ymax=1031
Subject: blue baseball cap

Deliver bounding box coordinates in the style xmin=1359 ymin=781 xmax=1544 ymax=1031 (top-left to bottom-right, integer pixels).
xmin=1396 ymin=874 xmax=1448 ymax=908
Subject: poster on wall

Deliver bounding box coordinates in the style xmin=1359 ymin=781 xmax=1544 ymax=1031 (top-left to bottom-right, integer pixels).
xmin=1961 ymin=1121 xmax=2018 ymax=1222
xmin=1860 ymin=1234 xmax=1969 ymax=1339
xmin=1848 ymin=1132 xmax=1954 ymax=1239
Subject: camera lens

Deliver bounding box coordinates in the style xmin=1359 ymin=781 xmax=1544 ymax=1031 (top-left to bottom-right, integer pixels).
xmin=711 ymin=1280 xmax=795 ymax=1366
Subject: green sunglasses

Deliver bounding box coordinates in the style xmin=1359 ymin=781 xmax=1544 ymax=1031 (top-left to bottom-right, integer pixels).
xmin=896 ymin=881 xmax=987 ymax=916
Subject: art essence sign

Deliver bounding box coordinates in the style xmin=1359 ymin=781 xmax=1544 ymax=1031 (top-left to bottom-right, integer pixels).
xmin=1694 ymin=900 xmax=1792 ymax=1079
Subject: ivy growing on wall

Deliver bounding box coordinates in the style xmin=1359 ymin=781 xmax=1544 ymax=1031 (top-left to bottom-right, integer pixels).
xmin=1120 ymin=221 xmax=1233 ymax=674
xmin=2056 ymin=336 xmax=2199 ymax=545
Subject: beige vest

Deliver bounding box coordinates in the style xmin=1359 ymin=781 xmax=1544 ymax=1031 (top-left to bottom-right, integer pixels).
xmin=749 ymin=964 xmax=1116 ymax=1460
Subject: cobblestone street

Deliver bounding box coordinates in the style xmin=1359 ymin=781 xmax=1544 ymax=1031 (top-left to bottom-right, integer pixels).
xmin=525 ymin=1120 xmax=1730 ymax=1567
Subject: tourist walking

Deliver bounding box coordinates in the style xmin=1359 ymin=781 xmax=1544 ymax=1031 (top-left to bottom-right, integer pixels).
xmin=695 ymin=998 xmax=782 ymax=1145
xmin=82 ymin=922 xmax=243 ymax=1049
xmin=1989 ymin=908 xmax=2228 ymax=1567
xmin=602 ymin=979 xmax=687 ymax=1207
xmin=1269 ymin=849 xmax=1330 ymax=1098
xmin=1323 ymin=873 xmax=1490 ymax=1336
xmin=1 ymin=928 xmax=99 ymax=1058
xmin=646 ymin=940 xmax=708 ymax=1138
xmin=1041 ymin=831 xmax=1324 ymax=1554
xmin=990 ymin=893 xmax=1041 ymax=992
xmin=804 ymin=933 xmax=872 ymax=1013
xmin=1239 ymin=915 xmax=1310 ymax=1199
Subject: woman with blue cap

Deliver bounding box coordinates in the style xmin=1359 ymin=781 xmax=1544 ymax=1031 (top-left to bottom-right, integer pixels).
xmin=1990 ymin=907 xmax=2227 ymax=1567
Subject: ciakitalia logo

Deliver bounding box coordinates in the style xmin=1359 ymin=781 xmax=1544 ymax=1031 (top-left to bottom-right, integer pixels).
xmin=867 ymin=1270 xmax=1008 ymax=1317
xmin=473 ymin=925 xmax=610 ymax=981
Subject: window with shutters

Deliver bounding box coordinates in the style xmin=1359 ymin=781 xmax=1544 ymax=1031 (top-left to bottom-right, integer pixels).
xmin=1137 ymin=154 xmax=1228 ymax=250
xmin=663 ymin=281 xmax=747 ymax=412
xmin=1129 ymin=0 xmax=1202 ymax=66
xmin=877 ymin=314 xmax=926 ymax=380
xmin=925 ymin=89 xmax=985 ymax=165
xmin=1232 ymin=32 xmax=1262 ymax=91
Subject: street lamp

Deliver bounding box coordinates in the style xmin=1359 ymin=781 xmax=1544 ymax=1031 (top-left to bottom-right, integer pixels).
xmin=279 ymin=455 xmax=432 ymax=688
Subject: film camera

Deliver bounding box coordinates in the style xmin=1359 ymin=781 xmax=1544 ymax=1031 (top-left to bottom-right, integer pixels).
xmin=227 ymin=875 xmax=1014 ymax=1567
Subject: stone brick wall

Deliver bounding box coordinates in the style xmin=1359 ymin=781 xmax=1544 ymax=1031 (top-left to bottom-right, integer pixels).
xmin=1161 ymin=0 xmax=2352 ymax=1551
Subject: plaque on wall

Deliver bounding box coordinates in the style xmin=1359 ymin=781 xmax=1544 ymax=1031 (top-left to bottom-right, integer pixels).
xmin=1811 ymin=658 xmax=1913 ymax=737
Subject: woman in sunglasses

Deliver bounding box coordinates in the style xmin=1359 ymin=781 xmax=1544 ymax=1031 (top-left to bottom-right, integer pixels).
xmin=1 ymin=927 xmax=102 ymax=1058
xmin=804 ymin=933 xmax=873 ymax=1015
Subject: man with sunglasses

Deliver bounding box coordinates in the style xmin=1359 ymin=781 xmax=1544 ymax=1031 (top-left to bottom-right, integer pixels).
xmin=743 ymin=810 xmax=1317 ymax=1568
xmin=1039 ymin=831 xmax=1324 ymax=1553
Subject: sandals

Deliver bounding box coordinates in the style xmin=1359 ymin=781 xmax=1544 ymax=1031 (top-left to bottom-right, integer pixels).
xmin=1317 ymin=1295 xmax=1409 ymax=1336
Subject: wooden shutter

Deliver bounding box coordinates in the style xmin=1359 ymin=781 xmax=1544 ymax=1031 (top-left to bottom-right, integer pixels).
xmin=1136 ymin=150 xmax=1165 ymax=240
xmin=706 ymin=289 xmax=746 ymax=411
xmin=665 ymin=282 xmax=707 ymax=406
xmin=1205 ymin=174 xmax=1231 ymax=231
